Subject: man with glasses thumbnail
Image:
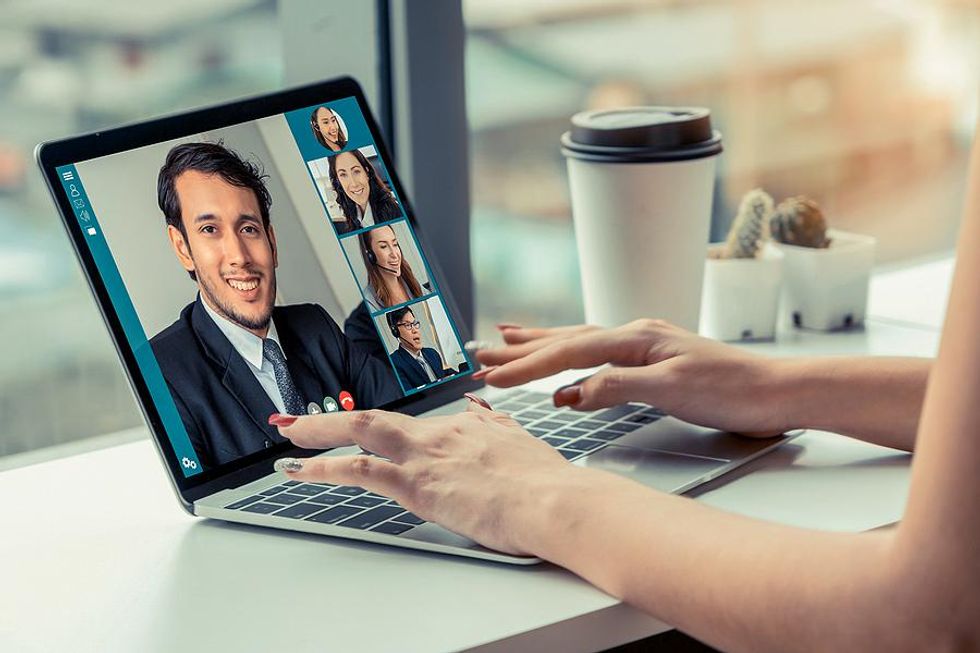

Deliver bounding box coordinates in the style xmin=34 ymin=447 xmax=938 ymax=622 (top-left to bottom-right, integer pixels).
xmin=385 ymin=305 xmax=456 ymax=389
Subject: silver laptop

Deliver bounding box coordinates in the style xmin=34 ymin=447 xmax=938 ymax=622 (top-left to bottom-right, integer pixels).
xmin=37 ymin=76 xmax=797 ymax=565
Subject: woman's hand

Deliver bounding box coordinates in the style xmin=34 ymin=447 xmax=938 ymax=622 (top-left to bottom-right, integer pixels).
xmin=273 ymin=401 xmax=577 ymax=555
xmin=476 ymin=319 xmax=791 ymax=437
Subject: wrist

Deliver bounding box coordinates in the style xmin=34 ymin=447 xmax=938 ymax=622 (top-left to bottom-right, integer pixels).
xmin=766 ymin=357 xmax=825 ymax=432
xmin=508 ymin=464 xmax=596 ymax=558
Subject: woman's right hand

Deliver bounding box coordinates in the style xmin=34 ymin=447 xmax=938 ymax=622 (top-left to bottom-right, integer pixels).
xmin=475 ymin=319 xmax=793 ymax=437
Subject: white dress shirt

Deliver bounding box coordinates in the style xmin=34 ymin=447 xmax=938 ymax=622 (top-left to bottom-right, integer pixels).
xmin=356 ymin=202 xmax=375 ymax=228
xmin=200 ymin=297 xmax=288 ymax=413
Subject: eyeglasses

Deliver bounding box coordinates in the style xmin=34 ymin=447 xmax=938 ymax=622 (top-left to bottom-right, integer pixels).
xmin=397 ymin=320 xmax=421 ymax=330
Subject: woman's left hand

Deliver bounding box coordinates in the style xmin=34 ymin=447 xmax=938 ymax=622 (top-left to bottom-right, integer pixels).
xmin=272 ymin=402 xmax=574 ymax=555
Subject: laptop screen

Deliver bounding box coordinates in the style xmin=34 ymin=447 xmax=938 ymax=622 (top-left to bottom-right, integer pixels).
xmin=46 ymin=90 xmax=473 ymax=480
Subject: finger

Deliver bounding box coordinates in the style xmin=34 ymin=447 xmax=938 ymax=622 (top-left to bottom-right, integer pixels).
xmin=554 ymin=366 xmax=665 ymax=411
xmin=475 ymin=333 xmax=572 ymax=366
xmin=278 ymin=410 xmax=419 ymax=462
xmin=499 ymin=324 xmax=595 ymax=345
xmin=465 ymin=396 xmax=520 ymax=427
xmin=277 ymin=454 xmax=407 ymax=498
xmin=484 ymin=329 xmax=650 ymax=388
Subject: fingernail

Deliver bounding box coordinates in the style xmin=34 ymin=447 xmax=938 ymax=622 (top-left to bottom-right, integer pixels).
xmin=495 ymin=323 xmax=523 ymax=331
xmin=274 ymin=458 xmax=304 ymax=473
xmin=471 ymin=365 xmax=498 ymax=380
xmin=463 ymin=392 xmax=493 ymax=410
xmin=464 ymin=340 xmax=492 ymax=353
xmin=268 ymin=413 xmax=298 ymax=427
xmin=553 ymin=384 xmax=582 ymax=408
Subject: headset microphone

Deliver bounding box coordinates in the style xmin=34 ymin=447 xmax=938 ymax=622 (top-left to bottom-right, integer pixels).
xmin=366 ymin=248 xmax=400 ymax=275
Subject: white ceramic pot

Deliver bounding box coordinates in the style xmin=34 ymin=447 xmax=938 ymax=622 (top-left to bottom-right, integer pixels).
xmin=700 ymin=243 xmax=783 ymax=342
xmin=775 ymin=229 xmax=876 ymax=331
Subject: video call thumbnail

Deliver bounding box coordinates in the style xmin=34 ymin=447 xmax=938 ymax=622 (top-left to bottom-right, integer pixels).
xmin=340 ymin=219 xmax=434 ymax=314
xmin=375 ymin=297 xmax=469 ymax=393
xmin=307 ymin=145 xmax=403 ymax=235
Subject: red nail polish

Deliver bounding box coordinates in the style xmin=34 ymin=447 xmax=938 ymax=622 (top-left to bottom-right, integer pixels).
xmin=268 ymin=413 xmax=298 ymax=427
xmin=553 ymin=385 xmax=582 ymax=408
xmin=495 ymin=323 xmax=523 ymax=330
xmin=463 ymin=392 xmax=493 ymax=410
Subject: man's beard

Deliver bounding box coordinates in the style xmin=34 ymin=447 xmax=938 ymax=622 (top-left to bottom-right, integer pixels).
xmin=199 ymin=270 xmax=275 ymax=332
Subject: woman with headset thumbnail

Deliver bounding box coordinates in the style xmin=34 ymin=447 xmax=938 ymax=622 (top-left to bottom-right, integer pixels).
xmin=358 ymin=224 xmax=429 ymax=313
xmin=310 ymin=106 xmax=348 ymax=152
xmin=385 ymin=304 xmax=455 ymax=389
xmin=329 ymin=149 xmax=402 ymax=234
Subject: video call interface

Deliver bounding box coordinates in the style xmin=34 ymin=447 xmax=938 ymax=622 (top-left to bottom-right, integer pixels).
xmin=56 ymin=96 xmax=473 ymax=477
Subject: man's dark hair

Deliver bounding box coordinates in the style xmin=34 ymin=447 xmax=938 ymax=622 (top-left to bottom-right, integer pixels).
xmin=158 ymin=141 xmax=273 ymax=281
xmin=386 ymin=306 xmax=415 ymax=332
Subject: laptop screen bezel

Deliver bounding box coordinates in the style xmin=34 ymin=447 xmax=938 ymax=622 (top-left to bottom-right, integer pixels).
xmin=36 ymin=76 xmax=484 ymax=506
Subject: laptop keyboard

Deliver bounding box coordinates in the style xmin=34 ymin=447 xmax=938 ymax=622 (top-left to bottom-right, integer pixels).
xmin=222 ymin=391 xmax=665 ymax=532
xmin=223 ymin=481 xmax=422 ymax=536
xmin=495 ymin=390 xmax=665 ymax=461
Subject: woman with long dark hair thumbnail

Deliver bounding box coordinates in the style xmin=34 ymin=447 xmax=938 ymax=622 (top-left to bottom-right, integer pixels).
xmin=329 ymin=149 xmax=402 ymax=233
xmin=310 ymin=106 xmax=348 ymax=152
xmin=358 ymin=224 xmax=426 ymax=312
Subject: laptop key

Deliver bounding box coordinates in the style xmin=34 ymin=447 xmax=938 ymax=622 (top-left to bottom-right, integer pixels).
xmin=283 ymin=480 xmax=301 ymax=487
xmin=557 ymin=449 xmax=580 ymax=460
xmin=347 ymin=495 xmax=386 ymax=509
xmin=605 ymin=421 xmax=643 ymax=433
xmin=306 ymin=493 xmax=348 ymax=506
xmin=259 ymin=486 xmax=287 ymax=496
xmin=575 ymin=419 xmax=606 ymax=431
xmin=625 ymin=413 xmax=661 ymax=424
xmin=306 ymin=505 xmax=364 ymax=524
xmin=330 ymin=486 xmax=366 ymax=497
xmin=262 ymin=492 xmax=306 ymax=505
xmin=392 ymin=512 xmax=425 ymax=525
xmin=591 ymin=429 xmax=628 ymax=441
xmin=371 ymin=521 xmax=415 ymax=535
xmin=288 ymin=484 xmax=327 ymax=497
xmin=565 ymin=438 xmax=605 ymax=452
xmin=527 ymin=427 xmax=550 ymax=438
xmin=338 ymin=506 xmax=405 ymax=530
xmin=534 ymin=420 xmax=566 ymax=432
xmin=274 ymin=502 xmax=326 ymax=520
xmin=242 ymin=502 xmax=283 ymax=514
xmin=543 ymin=436 xmax=570 ymax=448
xmin=593 ymin=405 xmax=642 ymax=421
xmin=555 ymin=428 xmax=590 ymax=439
xmin=224 ymin=495 xmax=264 ymax=510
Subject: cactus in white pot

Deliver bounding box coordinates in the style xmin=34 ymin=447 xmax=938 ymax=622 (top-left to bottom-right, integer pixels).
xmin=701 ymin=189 xmax=782 ymax=341
xmin=768 ymin=195 xmax=875 ymax=330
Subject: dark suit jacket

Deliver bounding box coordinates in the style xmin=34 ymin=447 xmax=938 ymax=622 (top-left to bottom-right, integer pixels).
xmin=390 ymin=346 xmax=455 ymax=389
xmin=150 ymin=298 xmax=401 ymax=469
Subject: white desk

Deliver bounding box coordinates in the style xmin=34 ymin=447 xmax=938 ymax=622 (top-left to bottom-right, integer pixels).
xmin=0 ymin=259 xmax=950 ymax=653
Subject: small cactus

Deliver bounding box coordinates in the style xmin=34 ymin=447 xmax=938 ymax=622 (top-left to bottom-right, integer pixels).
xmin=722 ymin=188 xmax=773 ymax=259
xmin=770 ymin=196 xmax=830 ymax=248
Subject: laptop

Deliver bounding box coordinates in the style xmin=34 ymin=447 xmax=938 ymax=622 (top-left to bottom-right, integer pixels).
xmin=36 ymin=76 xmax=798 ymax=565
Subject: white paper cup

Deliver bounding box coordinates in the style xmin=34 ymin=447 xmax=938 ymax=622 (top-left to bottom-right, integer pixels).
xmin=562 ymin=107 xmax=722 ymax=330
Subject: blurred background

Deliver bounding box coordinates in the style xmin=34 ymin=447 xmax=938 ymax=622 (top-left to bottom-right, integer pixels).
xmin=1 ymin=0 xmax=977 ymax=463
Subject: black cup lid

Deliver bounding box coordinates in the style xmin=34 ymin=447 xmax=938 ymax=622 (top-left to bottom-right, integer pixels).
xmin=561 ymin=106 xmax=722 ymax=163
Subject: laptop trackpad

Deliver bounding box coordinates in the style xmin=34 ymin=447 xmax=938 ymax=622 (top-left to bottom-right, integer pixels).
xmin=579 ymin=445 xmax=730 ymax=494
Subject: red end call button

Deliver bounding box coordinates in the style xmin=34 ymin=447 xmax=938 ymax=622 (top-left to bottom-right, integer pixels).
xmin=339 ymin=391 xmax=355 ymax=411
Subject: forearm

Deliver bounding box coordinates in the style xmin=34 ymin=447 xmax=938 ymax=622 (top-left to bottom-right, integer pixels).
xmin=772 ymin=356 xmax=930 ymax=451
xmin=522 ymin=468 xmax=919 ymax=653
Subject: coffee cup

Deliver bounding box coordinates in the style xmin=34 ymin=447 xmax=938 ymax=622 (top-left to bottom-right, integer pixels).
xmin=561 ymin=107 xmax=722 ymax=330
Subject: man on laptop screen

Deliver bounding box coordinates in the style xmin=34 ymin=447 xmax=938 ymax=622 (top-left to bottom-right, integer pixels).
xmin=150 ymin=142 xmax=400 ymax=468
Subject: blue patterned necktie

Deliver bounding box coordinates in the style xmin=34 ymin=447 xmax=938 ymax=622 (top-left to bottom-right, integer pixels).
xmin=262 ymin=339 xmax=305 ymax=416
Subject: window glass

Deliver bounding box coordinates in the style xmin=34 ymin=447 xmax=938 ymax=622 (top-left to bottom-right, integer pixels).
xmin=0 ymin=0 xmax=281 ymax=463
xmin=465 ymin=0 xmax=980 ymax=336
